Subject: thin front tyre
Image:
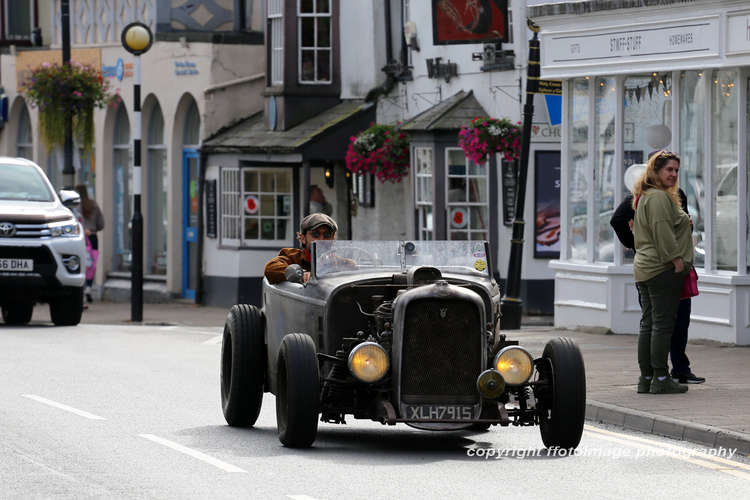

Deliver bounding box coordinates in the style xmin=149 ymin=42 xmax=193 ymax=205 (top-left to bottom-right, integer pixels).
xmin=276 ymin=333 xmax=320 ymax=448
xmin=221 ymin=304 xmax=265 ymax=427
xmin=538 ymin=337 xmax=586 ymax=450
xmin=2 ymin=302 xmax=34 ymax=325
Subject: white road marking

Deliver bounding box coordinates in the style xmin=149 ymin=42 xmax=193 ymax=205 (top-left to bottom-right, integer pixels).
xmin=584 ymin=425 xmax=750 ymax=479
xmin=22 ymin=394 xmax=106 ymax=420
xmin=139 ymin=434 xmax=247 ymax=473
xmin=287 ymin=496 xmax=322 ymax=500
xmin=202 ymin=335 xmax=223 ymax=345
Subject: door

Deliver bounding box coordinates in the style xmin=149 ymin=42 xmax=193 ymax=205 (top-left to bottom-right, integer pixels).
xmin=182 ymin=149 xmax=199 ymax=300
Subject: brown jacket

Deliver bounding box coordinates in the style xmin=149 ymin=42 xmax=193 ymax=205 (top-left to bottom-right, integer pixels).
xmin=264 ymin=248 xmax=310 ymax=284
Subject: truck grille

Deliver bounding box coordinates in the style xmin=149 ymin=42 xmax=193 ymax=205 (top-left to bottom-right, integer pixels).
xmin=10 ymin=223 xmax=52 ymax=238
xmin=400 ymin=298 xmax=482 ymax=405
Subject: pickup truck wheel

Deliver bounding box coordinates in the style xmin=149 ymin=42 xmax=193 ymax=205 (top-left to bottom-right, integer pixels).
xmin=2 ymin=302 xmax=34 ymax=325
xmin=538 ymin=337 xmax=586 ymax=450
xmin=276 ymin=333 xmax=320 ymax=448
xmin=221 ymin=304 xmax=265 ymax=427
xmin=49 ymin=288 xmax=83 ymax=326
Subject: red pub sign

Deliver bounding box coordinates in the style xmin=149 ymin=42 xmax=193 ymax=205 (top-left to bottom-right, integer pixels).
xmin=432 ymin=0 xmax=509 ymax=45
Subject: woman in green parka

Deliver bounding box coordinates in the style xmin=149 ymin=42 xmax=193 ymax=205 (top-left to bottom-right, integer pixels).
xmin=632 ymin=151 xmax=693 ymax=395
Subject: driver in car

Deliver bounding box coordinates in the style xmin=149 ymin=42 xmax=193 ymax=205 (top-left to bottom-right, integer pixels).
xmin=264 ymin=213 xmax=338 ymax=284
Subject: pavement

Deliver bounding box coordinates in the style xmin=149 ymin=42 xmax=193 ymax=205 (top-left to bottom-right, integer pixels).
xmin=28 ymin=300 xmax=750 ymax=455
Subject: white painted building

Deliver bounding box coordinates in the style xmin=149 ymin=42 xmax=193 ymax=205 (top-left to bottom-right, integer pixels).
xmin=531 ymin=0 xmax=750 ymax=344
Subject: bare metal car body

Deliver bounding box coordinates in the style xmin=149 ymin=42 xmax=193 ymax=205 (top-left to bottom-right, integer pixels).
xmin=220 ymin=240 xmax=586 ymax=448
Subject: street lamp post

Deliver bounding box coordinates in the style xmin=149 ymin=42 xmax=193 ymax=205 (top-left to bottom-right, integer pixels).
xmin=61 ymin=0 xmax=74 ymax=189
xmin=121 ymin=22 xmax=153 ymax=322
xmin=500 ymin=21 xmax=540 ymax=330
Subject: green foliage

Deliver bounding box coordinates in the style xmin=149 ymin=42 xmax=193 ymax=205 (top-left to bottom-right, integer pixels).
xmin=21 ymin=62 xmax=111 ymax=152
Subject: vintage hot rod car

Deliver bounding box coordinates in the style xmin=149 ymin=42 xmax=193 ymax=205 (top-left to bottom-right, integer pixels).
xmin=220 ymin=240 xmax=586 ymax=449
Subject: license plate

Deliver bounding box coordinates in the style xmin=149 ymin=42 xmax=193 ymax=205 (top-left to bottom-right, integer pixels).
xmin=405 ymin=405 xmax=474 ymax=420
xmin=0 ymin=258 xmax=33 ymax=271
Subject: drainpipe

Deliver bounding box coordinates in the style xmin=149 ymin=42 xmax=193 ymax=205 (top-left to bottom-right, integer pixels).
xmin=365 ymin=0 xmax=396 ymax=102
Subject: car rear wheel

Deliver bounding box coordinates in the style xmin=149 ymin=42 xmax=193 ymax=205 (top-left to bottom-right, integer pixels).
xmin=49 ymin=287 xmax=83 ymax=326
xmin=276 ymin=333 xmax=320 ymax=448
xmin=221 ymin=304 xmax=265 ymax=427
xmin=538 ymin=337 xmax=586 ymax=450
xmin=2 ymin=302 xmax=34 ymax=325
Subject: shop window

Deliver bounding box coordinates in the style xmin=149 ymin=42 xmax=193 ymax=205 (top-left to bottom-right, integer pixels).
xmin=182 ymin=100 xmax=200 ymax=147
xmin=298 ymin=0 xmax=331 ymax=83
xmin=568 ymin=77 xmax=589 ymax=261
xmin=147 ymin=104 xmax=167 ymax=276
xmin=445 ymin=148 xmax=488 ymax=241
xmin=112 ymin=104 xmax=132 ymax=272
xmin=414 ymin=147 xmax=433 ymax=240
xmin=220 ymin=167 xmax=293 ymax=247
xmin=268 ymin=0 xmax=284 ymax=85
xmin=595 ymin=77 xmax=616 ymax=263
xmin=16 ymin=102 xmax=32 ymax=160
xmin=711 ymin=69 xmax=738 ymax=271
xmin=680 ymin=70 xmax=706 ymax=269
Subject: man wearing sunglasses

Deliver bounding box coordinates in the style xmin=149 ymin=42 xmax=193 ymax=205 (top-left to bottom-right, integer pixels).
xmin=264 ymin=213 xmax=338 ymax=284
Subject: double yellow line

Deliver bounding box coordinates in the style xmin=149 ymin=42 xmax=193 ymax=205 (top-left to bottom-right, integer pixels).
xmin=584 ymin=424 xmax=750 ymax=480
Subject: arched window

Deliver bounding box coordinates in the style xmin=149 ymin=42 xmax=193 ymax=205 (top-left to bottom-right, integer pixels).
xmin=16 ymin=103 xmax=33 ymax=160
xmin=147 ymin=103 xmax=167 ymax=275
xmin=183 ymin=100 xmax=200 ymax=147
xmin=112 ymin=103 xmax=132 ymax=272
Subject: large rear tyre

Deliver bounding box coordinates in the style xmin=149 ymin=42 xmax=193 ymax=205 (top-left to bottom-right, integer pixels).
xmin=538 ymin=337 xmax=586 ymax=450
xmin=2 ymin=302 xmax=34 ymax=325
xmin=276 ymin=333 xmax=320 ymax=448
xmin=49 ymin=288 xmax=83 ymax=326
xmin=221 ymin=304 xmax=266 ymax=427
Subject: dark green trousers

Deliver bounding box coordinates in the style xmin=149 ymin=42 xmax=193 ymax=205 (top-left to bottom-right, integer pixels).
xmin=636 ymin=268 xmax=686 ymax=378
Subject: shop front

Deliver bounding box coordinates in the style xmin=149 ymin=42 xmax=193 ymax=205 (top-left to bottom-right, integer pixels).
xmin=532 ymin=1 xmax=750 ymax=344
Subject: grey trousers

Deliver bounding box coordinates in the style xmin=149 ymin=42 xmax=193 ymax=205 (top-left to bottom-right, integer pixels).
xmin=635 ymin=268 xmax=686 ymax=378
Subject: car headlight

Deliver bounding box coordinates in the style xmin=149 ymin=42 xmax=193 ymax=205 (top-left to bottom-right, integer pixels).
xmin=49 ymin=220 xmax=81 ymax=238
xmin=348 ymin=342 xmax=389 ymax=383
xmin=493 ymin=346 xmax=534 ymax=386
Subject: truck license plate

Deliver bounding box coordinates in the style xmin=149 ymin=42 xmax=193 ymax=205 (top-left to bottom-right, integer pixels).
xmin=0 ymin=258 xmax=33 ymax=271
xmin=405 ymin=405 xmax=474 ymax=420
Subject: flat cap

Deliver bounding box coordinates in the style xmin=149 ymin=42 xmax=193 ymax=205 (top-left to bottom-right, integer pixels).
xmin=300 ymin=213 xmax=338 ymax=234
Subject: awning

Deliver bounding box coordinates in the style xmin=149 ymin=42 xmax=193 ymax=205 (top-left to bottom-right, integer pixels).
xmin=401 ymin=90 xmax=490 ymax=132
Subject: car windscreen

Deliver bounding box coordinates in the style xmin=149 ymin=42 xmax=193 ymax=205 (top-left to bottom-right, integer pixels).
xmin=0 ymin=164 xmax=55 ymax=201
xmin=314 ymin=240 xmax=491 ymax=278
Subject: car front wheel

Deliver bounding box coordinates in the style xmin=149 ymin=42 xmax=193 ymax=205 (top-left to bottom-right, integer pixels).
xmin=276 ymin=333 xmax=320 ymax=448
xmin=2 ymin=302 xmax=34 ymax=325
xmin=537 ymin=337 xmax=586 ymax=450
xmin=49 ymin=287 xmax=83 ymax=326
xmin=221 ymin=304 xmax=265 ymax=427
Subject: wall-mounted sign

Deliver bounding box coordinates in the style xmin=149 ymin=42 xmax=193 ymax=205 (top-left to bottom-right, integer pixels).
xmin=529 ymin=79 xmax=562 ymax=95
xmin=541 ymin=17 xmax=719 ymax=72
xmin=432 ymin=0 xmax=509 ymax=44
xmin=531 ymin=122 xmax=561 ymax=143
xmin=174 ymin=61 xmax=199 ymax=76
xmin=102 ymin=57 xmax=133 ymax=80
xmin=534 ymin=151 xmax=561 ymax=259
xmin=205 ymin=180 xmax=217 ymax=239
xmin=727 ymin=12 xmax=750 ymax=54
xmin=501 ymin=159 xmax=518 ymax=226
xmin=245 ymin=195 xmax=259 ymax=214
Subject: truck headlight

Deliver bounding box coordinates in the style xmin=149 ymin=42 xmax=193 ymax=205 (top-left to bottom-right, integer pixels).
xmin=348 ymin=342 xmax=389 ymax=383
xmin=493 ymin=346 xmax=534 ymax=386
xmin=49 ymin=220 xmax=81 ymax=238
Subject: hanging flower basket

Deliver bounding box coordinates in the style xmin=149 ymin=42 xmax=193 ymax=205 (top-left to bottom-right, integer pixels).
xmin=22 ymin=61 xmax=112 ymax=153
xmin=345 ymin=124 xmax=410 ymax=183
xmin=458 ymin=117 xmax=521 ymax=165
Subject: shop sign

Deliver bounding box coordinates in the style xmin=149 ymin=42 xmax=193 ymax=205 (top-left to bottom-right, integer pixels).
xmin=541 ymin=17 xmax=718 ymax=70
xmin=727 ymin=12 xmax=750 ymax=54
xmin=245 ymin=195 xmax=259 ymax=214
xmin=531 ymin=123 xmax=561 ymax=143
xmin=102 ymin=58 xmax=133 ymax=80
xmin=450 ymin=207 xmax=468 ymax=229
xmin=501 ymin=160 xmax=518 ymax=227
xmin=16 ymin=48 xmax=101 ymax=92
xmin=205 ymin=180 xmax=217 ymax=239
xmin=534 ymin=151 xmax=561 ymax=259
xmin=174 ymin=61 xmax=199 ymax=76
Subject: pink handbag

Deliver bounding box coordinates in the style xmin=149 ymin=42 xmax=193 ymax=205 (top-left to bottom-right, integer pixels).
xmin=681 ymin=268 xmax=698 ymax=299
